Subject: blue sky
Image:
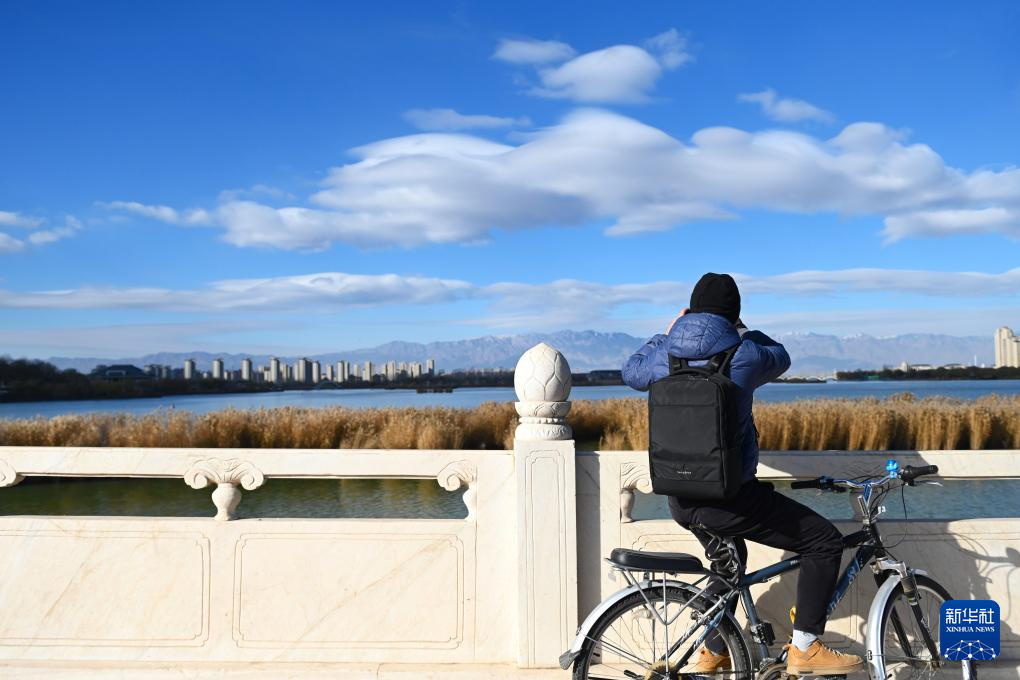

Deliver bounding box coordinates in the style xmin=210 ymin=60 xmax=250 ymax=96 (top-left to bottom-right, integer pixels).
xmin=1 ymin=1 xmax=1018 ymax=357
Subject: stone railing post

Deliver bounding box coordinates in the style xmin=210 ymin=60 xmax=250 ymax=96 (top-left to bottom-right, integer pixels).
xmin=513 ymin=343 xmax=578 ymax=668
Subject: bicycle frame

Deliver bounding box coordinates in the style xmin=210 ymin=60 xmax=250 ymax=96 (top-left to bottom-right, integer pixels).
xmin=735 ymin=531 xmax=877 ymax=666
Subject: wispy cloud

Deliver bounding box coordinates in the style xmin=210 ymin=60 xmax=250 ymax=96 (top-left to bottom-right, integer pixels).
xmin=1 ymin=268 xmax=1015 ymax=321
xmin=0 ymin=213 xmax=82 ymax=254
xmin=492 ymin=37 xmax=576 ymax=65
xmin=98 ymin=201 xmax=213 ymax=226
xmin=403 ymin=108 xmax=531 ymax=131
xmin=0 ymin=211 xmax=44 ymax=228
xmin=0 ymin=272 xmax=475 ymax=311
xmin=0 ymin=232 xmax=25 ymax=254
xmin=643 ymin=29 xmax=693 ymax=69
xmin=738 ymin=88 xmax=834 ymax=123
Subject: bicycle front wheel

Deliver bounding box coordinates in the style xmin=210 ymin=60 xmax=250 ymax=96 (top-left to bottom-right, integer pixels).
xmin=573 ymin=584 xmax=751 ymax=680
xmin=880 ymin=574 xmax=977 ymax=680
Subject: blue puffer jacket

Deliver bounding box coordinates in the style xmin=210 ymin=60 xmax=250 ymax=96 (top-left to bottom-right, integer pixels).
xmin=622 ymin=312 xmax=791 ymax=482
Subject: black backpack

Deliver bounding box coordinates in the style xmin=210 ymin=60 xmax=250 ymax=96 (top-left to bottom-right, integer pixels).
xmin=647 ymin=346 xmax=743 ymax=500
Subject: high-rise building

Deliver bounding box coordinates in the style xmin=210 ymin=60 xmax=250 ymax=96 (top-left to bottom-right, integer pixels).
xmin=240 ymin=358 xmax=252 ymax=381
xmin=324 ymin=364 xmax=334 ymax=382
xmin=337 ymin=361 xmax=349 ymax=383
xmin=410 ymin=361 xmax=422 ymax=378
xmin=385 ymin=361 xmax=397 ymax=382
xmin=364 ymin=361 xmax=373 ymax=381
xmin=351 ymin=363 xmax=361 ymax=380
xmin=996 ymin=327 xmax=1020 ymax=368
xmin=311 ymin=361 xmax=322 ymax=384
xmin=269 ymin=357 xmax=281 ymax=383
xmin=183 ymin=359 xmax=196 ymax=380
xmin=426 ymin=358 xmax=435 ymax=375
xmin=296 ymin=358 xmax=310 ymax=384
xmin=211 ymin=359 xmax=224 ymax=380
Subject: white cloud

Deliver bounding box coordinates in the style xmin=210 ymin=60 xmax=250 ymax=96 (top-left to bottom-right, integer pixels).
xmin=734 ymin=267 xmax=1020 ymax=297
xmin=643 ymin=29 xmax=692 ymax=70
xmin=0 ymin=232 xmax=26 ymax=254
xmin=0 ymin=211 xmax=44 ymax=228
xmin=533 ymin=45 xmax=665 ymax=103
xmin=0 ymin=272 xmax=475 ymax=311
xmin=0 ymin=214 xmax=81 ymax=252
xmin=403 ymin=108 xmax=530 ymax=131
xmin=498 ymin=31 xmax=690 ymax=103
xmin=492 ymin=38 xmax=576 ymax=65
xmin=106 ymin=109 xmax=1020 ymax=249
xmin=26 ymin=215 xmax=83 ymax=246
xmin=100 ymin=201 xmax=213 ymax=226
xmin=738 ymin=88 xmax=834 ymax=123
xmin=883 ymin=207 xmax=1020 ymax=240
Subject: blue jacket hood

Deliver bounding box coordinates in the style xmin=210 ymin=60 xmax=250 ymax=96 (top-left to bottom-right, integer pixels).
xmin=667 ymin=312 xmax=742 ymax=360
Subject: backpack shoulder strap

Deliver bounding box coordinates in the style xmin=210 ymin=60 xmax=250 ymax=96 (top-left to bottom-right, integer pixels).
xmin=705 ymin=344 xmax=739 ymax=376
xmin=668 ymin=354 xmax=690 ymax=374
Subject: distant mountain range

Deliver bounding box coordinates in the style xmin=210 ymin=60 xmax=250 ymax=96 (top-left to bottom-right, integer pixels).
xmin=44 ymin=329 xmax=993 ymax=377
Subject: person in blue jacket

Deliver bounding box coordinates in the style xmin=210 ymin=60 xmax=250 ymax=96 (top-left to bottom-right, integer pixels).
xmin=623 ymin=273 xmax=863 ymax=676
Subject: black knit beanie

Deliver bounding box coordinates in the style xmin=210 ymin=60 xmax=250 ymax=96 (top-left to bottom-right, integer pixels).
xmin=689 ymin=273 xmax=741 ymax=323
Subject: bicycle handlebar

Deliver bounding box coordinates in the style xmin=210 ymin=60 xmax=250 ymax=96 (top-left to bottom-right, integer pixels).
xmin=900 ymin=464 xmax=939 ymax=485
xmin=790 ymin=463 xmax=939 ymax=491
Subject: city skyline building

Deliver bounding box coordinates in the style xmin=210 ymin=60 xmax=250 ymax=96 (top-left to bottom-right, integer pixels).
xmin=124 ymin=354 xmax=440 ymax=385
xmin=295 ymin=358 xmax=310 ymax=384
xmin=995 ymin=327 xmax=1020 ymax=368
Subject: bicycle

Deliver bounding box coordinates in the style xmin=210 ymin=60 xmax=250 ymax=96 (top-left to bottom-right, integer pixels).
xmin=560 ymin=460 xmax=977 ymax=680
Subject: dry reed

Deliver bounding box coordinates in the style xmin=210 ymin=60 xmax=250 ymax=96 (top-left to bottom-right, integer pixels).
xmin=1 ymin=394 xmax=1018 ymax=450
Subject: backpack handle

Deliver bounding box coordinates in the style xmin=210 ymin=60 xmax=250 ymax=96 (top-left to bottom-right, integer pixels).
xmin=668 ymin=345 xmax=738 ymax=377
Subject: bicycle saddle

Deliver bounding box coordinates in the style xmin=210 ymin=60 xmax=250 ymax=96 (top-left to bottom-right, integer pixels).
xmin=609 ymin=548 xmax=706 ymax=573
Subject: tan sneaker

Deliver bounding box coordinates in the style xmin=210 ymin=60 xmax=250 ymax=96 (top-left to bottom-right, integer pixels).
xmin=681 ymin=647 xmax=732 ymax=674
xmin=786 ymin=640 xmax=864 ymax=675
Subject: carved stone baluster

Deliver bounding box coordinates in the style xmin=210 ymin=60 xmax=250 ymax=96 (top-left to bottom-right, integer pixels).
xmin=512 ymin=343 xmax=577 ymax=667
xmin=620 ymin=462 xmax=652 ymax=523
xmin=184 ymin=458 xmax=265 ymax=521
xmin=436 ymin=460 xmax=478 ymax=521
xmin=0 ymin=459 xmax=22 ymax=488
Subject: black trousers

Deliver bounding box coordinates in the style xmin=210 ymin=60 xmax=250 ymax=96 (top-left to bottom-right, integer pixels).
xmin=668 ymin=478 xmax=843 ymax=636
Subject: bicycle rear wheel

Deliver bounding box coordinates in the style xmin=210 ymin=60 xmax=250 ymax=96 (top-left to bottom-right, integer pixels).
xmin=573 ymin=584 xmax=751 ymax=680
xmin=880 ymin=575 xmax=977 ymax=680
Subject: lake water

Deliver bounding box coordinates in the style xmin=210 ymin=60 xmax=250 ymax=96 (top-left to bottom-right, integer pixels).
xmin=2 ymin=380 xmax=1019 ymax=419
xmin=2 ymin=476 xmax=1017 ymax=521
